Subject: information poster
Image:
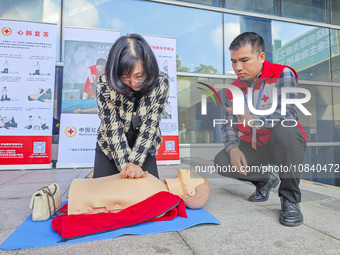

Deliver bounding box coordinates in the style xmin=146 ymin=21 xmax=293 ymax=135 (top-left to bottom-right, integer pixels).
xmin=142 ymin=35 xmax=180 ymax=164
xmin=57 ymin=27 xmax=120 ymax=168
xmin=0 ymin=20 xmax=57 ymax=169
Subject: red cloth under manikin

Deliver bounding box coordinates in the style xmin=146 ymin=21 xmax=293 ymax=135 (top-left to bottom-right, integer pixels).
xmin=52 ymin=191 xmax=187 ymax=241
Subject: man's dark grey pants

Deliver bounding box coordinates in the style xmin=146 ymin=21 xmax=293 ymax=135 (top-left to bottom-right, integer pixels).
xmin=214 ymin=124 xmax=306 ymax=203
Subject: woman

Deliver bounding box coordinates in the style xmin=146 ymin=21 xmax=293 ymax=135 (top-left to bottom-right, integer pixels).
xmin=93 ymin=34 xmax=169 ymax=179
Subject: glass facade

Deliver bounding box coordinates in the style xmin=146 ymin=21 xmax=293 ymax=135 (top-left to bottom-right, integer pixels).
xmin=225 ymin=0 xmax=277 ymax=15
xmin=331 ymin=0 xmax=340 ymax=25
xmin=63 ymin=0 xmax=224 ymax=74
xmin=178 ymin=76 xmax=229 ymax=144
xmin=281 ymin=0 xmax=328 ymax=23
xmin=175 ymin=0 xmax=222 ymax=7
xmin=1 ymin=0 xmax=339 ymax=185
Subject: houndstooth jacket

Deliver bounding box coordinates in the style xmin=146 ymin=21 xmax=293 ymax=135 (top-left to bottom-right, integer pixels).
xmin=96 ymin=72 xmax=169 ymax=171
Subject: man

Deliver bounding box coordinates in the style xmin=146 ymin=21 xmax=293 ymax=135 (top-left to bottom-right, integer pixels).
xmin=214 ymin=32 xmax=308 ymax=227
xmin=28 ymin=88 xmax=52 ymax=102
xmin=24 ymin=115 xmax=33 ymax=130
xmin=165 ymin=102 xmax=172 ymax=119
xmin=33 ymin=62 xmax=40 ymax=75
xmin=82 ymin=58 xmax=107 ymax=99
xmin=3 ymin=60 xmax=9 ymax=73
xmin=1 ymin=87 xmax=10 ymax=101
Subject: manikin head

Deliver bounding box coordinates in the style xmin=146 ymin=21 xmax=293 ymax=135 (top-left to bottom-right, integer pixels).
xmin=164 ymin=169 xmax=210 ymax=209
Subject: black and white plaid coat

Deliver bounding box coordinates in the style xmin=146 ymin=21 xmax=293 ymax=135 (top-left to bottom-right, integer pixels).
xmin=96 ymin=72 xmax=169 ymax=171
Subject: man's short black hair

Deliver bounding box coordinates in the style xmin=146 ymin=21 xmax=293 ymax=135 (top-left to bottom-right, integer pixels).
xmin=229 ymin=32 xmax=265 ymax=55
xmin=96 ymin=58 xmax=107 ymax=66
xmin=105 ymin=33 xmax=159 ymax=97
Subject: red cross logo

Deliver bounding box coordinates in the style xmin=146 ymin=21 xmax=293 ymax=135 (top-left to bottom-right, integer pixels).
xmin=70 ymin=95 xmax=74 ymax=100
xmin=65 ymin=126 xmax=77 ymax=137
xmin=2 ymin=27 xmax=12 ymax=36
xmin=261 ymin=95 xmax=269 ymax=103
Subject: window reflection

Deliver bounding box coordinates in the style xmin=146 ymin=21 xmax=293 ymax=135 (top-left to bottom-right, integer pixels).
xmin=64 ymin=0 xmax=223 ymax=74
xmin=281 ymin=0 xmax=328 ymax=23
xmin=225 ymin=0 xmax=277 ymax=15
xmin=298 ymin=85 xmax=334 ymax=143
xmin=224 ymin=13 xmax=332 ymax=82
xmin=224 ymin=14 xmax=276 ymax=73
xmin=174 ymin=0 xmax=222 ymax=7
xmin=178 ymin=76 xmax=232 ymax=143
xmin=272 ymin=24 xmax=332 ymax=82
xmin=303 ymin=146 xmax=336 ymax=186
xmin=330 ymin=29 xmax=340 ymax=83
xmin=333 ymin=88 xmax=340 ymax=142
xmin=331 ymin=0 xmax=340 ymax=25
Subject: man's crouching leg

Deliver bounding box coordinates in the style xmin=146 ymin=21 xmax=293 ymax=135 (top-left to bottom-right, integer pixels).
xmin=268 ymin=123 xmax=306 ymax=226
xmin=214 ymin=142 xmax=278 ymax=202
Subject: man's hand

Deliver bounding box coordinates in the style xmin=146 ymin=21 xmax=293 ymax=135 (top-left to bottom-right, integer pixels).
xmin=120 ymin=162 xmax=148 ymax=179
xmin=227 ymin=104 xmax=252 ymax=123
xmin=229 ymin=148 xmax=247 ymax=176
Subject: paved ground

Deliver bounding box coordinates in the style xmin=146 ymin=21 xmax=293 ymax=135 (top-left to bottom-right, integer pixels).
xmin=1 ymin=158 xmax=340 ymax=255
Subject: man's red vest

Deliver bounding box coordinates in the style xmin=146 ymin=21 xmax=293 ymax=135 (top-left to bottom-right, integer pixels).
xmin=84 ymin=65 xmax=97 ymax=97
xmin=227 ymin=60 xmax=308 ymax=146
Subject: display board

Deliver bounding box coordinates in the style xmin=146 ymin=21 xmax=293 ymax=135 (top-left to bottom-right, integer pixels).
xmin=0 ymin=20 xmax=57 ymax=169
xmin=57 ymin=27 xmax=120 ymax=168
xmin=142 ymin=34 xmax=180 ymax=164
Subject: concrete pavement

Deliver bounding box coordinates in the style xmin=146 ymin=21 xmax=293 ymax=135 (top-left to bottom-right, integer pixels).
xmin=1 ymin=158 xmax=340 ymax=255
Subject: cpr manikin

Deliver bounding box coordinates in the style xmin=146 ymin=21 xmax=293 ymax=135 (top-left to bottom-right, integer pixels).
xmin=68 ymin=169 xmax=209 ymax=215
xmin=164 ymin=169 xmax=210 ymax=210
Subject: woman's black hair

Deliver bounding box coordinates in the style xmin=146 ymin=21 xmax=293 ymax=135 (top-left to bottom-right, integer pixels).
xmin=105 ymin=34 xmax=159 ymax=97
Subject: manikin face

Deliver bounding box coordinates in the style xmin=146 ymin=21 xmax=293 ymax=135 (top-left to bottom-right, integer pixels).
xmin=230 ymin=44 xmax=265 ymax=84
xmin=121 ymin=61 xmax=145 ymax=91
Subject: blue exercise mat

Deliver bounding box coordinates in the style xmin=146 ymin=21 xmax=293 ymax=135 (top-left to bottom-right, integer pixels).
xmin=0 ymin=203 xmax=220 ymax=251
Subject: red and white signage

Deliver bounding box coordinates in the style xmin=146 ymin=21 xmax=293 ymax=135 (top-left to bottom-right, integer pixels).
xmin=57 ymin=27 xmax=120 ymax=168
xmin=0 ymin=20 xmax=57 ymax=169
xmin=143 ymin=35 xmax=180 ymax=164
